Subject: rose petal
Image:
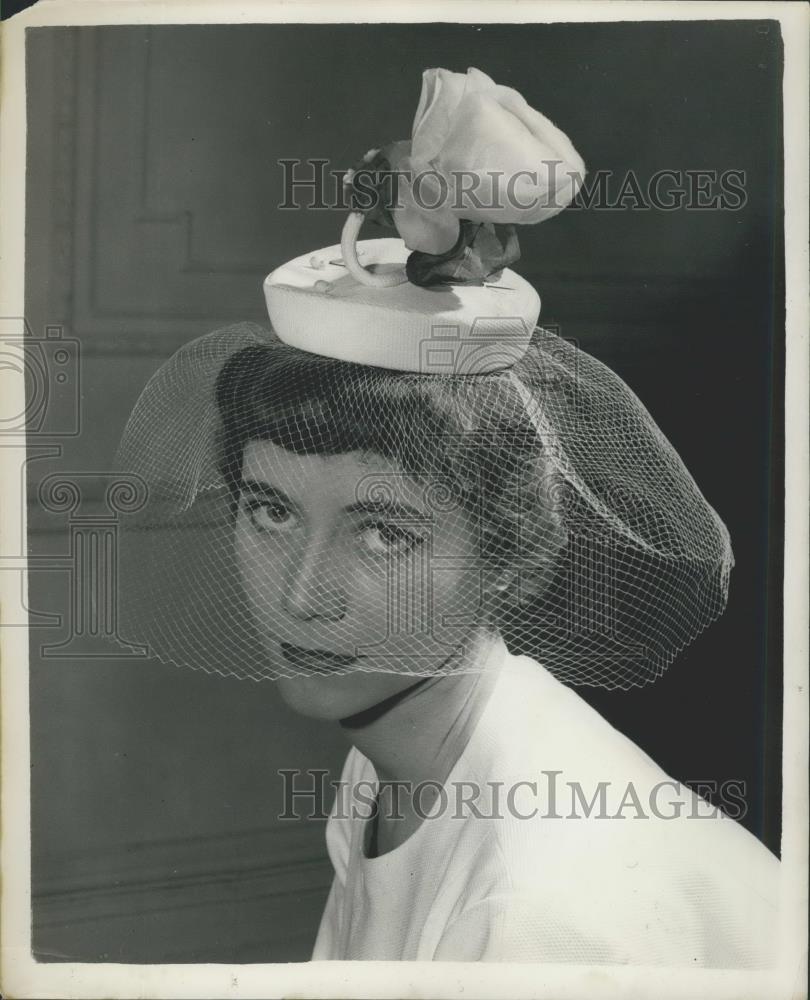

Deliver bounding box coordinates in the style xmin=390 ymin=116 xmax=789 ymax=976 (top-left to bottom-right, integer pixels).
xmin=435 ymin=90 xmax=585 ymax=223
xmin=391 ymin=204 xmax=460 ymax=255
xmin=411 ymin=68 xmax=469 ymax=163
xmin=390 ymin=159 xmax=460 ymax=254
xmin=463 ymin=67 xmax=498 ymax=93
xmin=383 ymin=66 xmax=585 ymax=256
xmin=412 ymin=68 xmax=439 ymax=135
xmin=493 ymin=84 xmax=586 ymax=192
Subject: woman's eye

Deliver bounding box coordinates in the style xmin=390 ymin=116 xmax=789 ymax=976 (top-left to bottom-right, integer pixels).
xmin=360 ymin=522 xmax=424 ymax=556
xmin=240 ymin=498 xmax=297 ymax=532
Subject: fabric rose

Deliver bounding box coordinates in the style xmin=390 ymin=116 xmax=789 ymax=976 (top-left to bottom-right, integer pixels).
xmin=344 ymin=67 xmax=584 ymax=287
xmin=387 ymin=67 xmax=585 ymax=255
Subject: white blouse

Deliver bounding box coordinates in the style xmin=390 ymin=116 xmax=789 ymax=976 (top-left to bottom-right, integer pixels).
xmin=312 ymin=641 xmax=780 ymax=964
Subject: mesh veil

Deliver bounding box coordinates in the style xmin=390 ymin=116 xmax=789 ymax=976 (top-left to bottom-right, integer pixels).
xmin=114 ymin=321 xmax=733 ymax=689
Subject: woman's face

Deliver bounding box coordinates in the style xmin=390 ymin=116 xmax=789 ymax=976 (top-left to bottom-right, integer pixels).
xmin=235 ymin=439 xmax=491 ymax=720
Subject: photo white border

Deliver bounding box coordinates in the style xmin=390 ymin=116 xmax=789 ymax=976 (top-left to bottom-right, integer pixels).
xmin=1 ymin=2 xmax=807 ymax=998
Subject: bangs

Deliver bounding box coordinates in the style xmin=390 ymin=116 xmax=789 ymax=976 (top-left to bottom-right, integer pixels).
xmin=215 ymin=344 xmax=486 ymax=469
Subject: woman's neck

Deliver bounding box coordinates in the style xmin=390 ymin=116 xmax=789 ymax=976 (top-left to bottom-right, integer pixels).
xmin=338 ymin=630 xmax=502 ymax=791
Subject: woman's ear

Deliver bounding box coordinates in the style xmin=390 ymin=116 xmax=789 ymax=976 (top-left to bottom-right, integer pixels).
xmin=481 ymin=569 xmax=516 ymax=625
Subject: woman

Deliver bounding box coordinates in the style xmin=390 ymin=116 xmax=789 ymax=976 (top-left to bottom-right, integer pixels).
xmin=116 ymin=67 xmax=780 ymax=965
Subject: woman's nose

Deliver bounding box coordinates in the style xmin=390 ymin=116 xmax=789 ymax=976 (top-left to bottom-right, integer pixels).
xmin=282 ymin=535 xmax=347 ymax=622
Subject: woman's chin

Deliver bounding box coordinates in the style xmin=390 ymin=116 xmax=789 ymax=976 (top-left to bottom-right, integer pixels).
xmin=274 ymin=670 xmax=418 ymax=722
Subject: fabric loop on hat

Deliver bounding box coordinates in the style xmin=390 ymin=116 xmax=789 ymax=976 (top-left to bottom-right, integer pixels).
xmin=341 ymin=211 xmax=409 ymax=288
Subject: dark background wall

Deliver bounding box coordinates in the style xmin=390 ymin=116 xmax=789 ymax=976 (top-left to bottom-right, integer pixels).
xmin=25 ymin=21 xmax=784 ymax=963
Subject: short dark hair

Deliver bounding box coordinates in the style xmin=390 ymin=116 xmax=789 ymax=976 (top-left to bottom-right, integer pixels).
xmin=214 ymin=343 xmax=566 ymax=621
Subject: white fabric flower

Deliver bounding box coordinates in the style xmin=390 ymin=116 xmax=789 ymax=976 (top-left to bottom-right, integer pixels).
xmin=389 ymin=67 xmax=586 ymax=255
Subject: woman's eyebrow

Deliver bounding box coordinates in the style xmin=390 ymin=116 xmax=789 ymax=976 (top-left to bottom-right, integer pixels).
xmin=237 ymin=480 xmax=427 ymax=519
xmin=238 ymin=478 xmax=291 ymax=504
xmin=344 ymin=499 xmax=429 ymax=520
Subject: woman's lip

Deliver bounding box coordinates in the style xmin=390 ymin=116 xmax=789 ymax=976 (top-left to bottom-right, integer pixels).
xmin=279 ymin=641 xmax=359 ymax=668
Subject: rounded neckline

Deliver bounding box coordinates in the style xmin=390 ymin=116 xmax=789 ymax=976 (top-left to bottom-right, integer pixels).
xmin=357 ymin=638 xmax=509 ymax=865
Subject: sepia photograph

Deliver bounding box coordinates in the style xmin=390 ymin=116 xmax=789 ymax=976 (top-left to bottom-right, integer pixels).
xmin=1 ymin=2 xmax=807 ymax=998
